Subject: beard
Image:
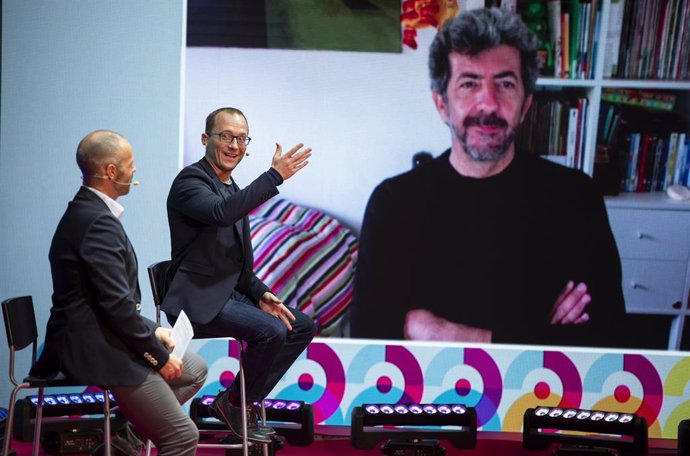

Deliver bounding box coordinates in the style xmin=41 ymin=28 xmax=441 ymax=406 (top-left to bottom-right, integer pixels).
xmin=453 ymin=112 xmax=518 ymax=162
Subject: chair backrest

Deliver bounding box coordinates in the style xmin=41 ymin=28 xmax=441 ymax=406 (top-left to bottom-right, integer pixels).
xmin=2 ymin=296 xmax=38 ymax=352
xmin=147 ymin=260 xmax=171 ymax=325
xmin=2 ymin=295 xmax=39 ymax=386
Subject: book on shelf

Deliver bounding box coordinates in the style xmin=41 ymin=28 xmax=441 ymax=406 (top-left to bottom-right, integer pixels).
xmin=613 ymin=0 xmax=690 ymax=80
xmin=516 ymin=0 xmax=603 ymax=80
xmin=569 ymin=0 xmax=581 ymax=78
xmin=601 ymin=88 xmax=677 ymax=111
xmin=649 ymin=136 xmax=667 ymax=190
xmin=562 ymin=11 xmax=570 ymax=77
xmin=579 ymin=0 xmax=592 ymax=78
xmin=673 ymin=132 xmax=688 ymax=184
xmin=665 ymin=132 xmax=680 ymax=187
xmin=604 ymin=103 xmax=688 ymax=192
xmin=622 ymin=132 xmax=641 ymax=191
xmin=603 ymin=0 xmax=626 ymax=78
xmin=515 ymin=91 xmax=588 ymax=169
xmin=575 ymin=96 xmax=588 ymax=169
xmin=566 ymin=106 xmax=579 ymax=167
xmin=589 ymin=0 xmax=602 ymax=79
xmin=547 ymin=1 xmax=563 ymax=77
xmin=597 ymin=102 xmax=624 ymax=145
xmin=636 ymin=133 xmax=652 ymax=192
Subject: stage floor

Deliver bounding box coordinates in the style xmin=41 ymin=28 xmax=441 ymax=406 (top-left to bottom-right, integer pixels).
xmin=8 ymin=427 xmax=679 ymax=456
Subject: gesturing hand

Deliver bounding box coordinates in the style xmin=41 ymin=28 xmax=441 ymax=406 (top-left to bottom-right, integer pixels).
xmin=271 ymin=143 xmax=312 ymax=180
xmin=550 ymin=281 xmax=591 ymax=325
xmin=259 ymin=292 xmax=296 ymax=331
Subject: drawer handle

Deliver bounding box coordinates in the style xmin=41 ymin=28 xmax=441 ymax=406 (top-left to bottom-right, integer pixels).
xmin=631 ymin=282 xmax=648 ymax=291
xmin=672 ymin=301 xmax=681 ymax=310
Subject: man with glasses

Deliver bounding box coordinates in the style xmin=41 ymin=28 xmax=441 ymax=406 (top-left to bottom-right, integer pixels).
xmin=162 ymin=107 xmax=316 ymax=443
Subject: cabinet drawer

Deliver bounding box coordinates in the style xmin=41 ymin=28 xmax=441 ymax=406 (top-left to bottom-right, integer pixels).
xmin=620 ymin=259 xmax=688 ymax=313
xmin=608 ymin=209 xmax=690 ymax=261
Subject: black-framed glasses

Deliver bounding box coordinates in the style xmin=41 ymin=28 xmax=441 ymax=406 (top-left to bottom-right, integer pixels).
xmin=209 ymin=132 xmax=251 ymax=145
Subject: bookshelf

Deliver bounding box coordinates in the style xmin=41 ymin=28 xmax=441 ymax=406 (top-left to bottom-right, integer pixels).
xmin=517 ymin=0 xmax=690 ymax=349
xmin=518 ymin=0 xmax=690 ymax=180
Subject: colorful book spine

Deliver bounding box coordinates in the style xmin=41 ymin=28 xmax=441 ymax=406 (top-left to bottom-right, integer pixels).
xmin=601 ymin=89 xmax=676 ymax=111
xmin=548 ymin=1 xmax=563 ymax=77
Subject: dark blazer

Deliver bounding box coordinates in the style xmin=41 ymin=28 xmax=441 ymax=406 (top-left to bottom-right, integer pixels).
xmin=163 ymin=158 xmax=279 ymax=325
xmin=31 ymin=187 xmax=169 ymax=386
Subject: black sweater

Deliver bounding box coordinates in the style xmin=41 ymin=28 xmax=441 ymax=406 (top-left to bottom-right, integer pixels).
xmin=351 ymin=150 xmax=628 ymax=347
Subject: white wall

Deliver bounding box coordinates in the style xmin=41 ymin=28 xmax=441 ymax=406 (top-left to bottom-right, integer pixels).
xmin=184 ymin=29 xmax=451 ymax=232
xmin=0 ymin=0 xmax=186 ymax=405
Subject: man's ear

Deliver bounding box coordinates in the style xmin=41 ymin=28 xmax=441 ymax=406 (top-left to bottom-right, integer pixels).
xmin=105 ymin=162 xmax=118 ymax=179
xmin=432 ymin=91 xmax=450 ymax=125
xmin=201 ymin=132 xmax=208 ymax=146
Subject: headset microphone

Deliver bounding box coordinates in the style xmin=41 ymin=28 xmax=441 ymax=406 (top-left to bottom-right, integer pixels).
xmin=92 ymin=175 xmax=140 ymax=186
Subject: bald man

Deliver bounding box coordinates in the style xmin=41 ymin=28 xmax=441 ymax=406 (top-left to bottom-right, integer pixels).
xmin=31 ymin=130 xmax=208 ymax=456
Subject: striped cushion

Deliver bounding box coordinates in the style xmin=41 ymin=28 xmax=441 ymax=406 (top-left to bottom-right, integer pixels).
xmin=249 ymin=199 xmax=359 ymax=336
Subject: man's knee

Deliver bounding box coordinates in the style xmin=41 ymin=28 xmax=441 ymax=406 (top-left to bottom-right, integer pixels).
xmin=293 ymin=311 xmax=317 ymax=341
xmin=262 ymin=318 xmax=288 ymax=346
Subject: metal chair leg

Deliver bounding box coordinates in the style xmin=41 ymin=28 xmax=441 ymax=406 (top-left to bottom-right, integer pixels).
xmin=2 ymin=383 xmax=28 ymax=456
xmin=260 ymin=400 xmax=269 ymax=456
xmin=237 ymin=341 xmax=270 ymax=456
xmin=32 ymin=388 xmax=45 ymax=456
xmin=103 ymin=390 xmax=111 ymax=456
xmin=238 ymin=342 xmax=249 ymax=456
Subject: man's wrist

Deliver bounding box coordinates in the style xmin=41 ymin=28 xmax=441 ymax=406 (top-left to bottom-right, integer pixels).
xmin=267 ymin=168 xmax=284 ymax=185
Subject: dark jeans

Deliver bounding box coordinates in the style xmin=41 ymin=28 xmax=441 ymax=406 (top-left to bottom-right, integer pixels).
xmin=193 ymin=291 xmax=316 ymax=402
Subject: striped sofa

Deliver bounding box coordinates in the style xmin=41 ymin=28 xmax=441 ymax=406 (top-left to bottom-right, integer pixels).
xmin=249 ymin=199 xmax=359 ymax=336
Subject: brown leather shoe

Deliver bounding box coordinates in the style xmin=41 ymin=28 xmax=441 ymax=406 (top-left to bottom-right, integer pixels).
xmin=210 ymin=390 xmax=271 ymax=444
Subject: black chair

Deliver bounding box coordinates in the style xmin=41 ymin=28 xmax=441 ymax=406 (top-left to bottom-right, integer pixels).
xmin=1 ymin=296 xmax=112 ymax=456
xmin=147 ymin=261 xmax=268 ymax=456
xmin=147 ymin=260 xmax=171 ymax=328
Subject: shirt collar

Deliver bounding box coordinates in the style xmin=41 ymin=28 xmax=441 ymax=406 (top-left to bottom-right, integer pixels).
xmin=84 ymin=186 xmax=125 ymax=219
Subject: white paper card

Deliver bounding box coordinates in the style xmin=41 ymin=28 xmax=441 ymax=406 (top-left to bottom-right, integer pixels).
xmin=171 ymin=309 xmax=194 ymax=359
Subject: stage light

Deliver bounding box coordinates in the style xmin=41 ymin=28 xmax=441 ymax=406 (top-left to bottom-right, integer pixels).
xmin=191 ymin=396 xmax=314 ymax=446
xmin=24 ymin=391 xmax=116 ymax=417
xmin=523 ymin=406 xmax=647 ymax=456
xmin=13 ymin=392 xmax=124 ymax=443
xmin=351 ymin=403 xmax=477 ymax=450
xmin=679 ymin=419 xmax=689 ymax=456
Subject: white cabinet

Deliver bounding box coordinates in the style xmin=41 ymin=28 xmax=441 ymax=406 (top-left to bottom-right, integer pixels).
xmin=606 ymin=192 xmax=690 ymax=349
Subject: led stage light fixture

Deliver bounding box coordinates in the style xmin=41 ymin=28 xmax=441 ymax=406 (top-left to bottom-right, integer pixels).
xmin=13 ymin=392 xmax=124 ymax=443
xmin=523 ymin=406 xmax=647 ymax=456
xmin=190 ymin=396 xmax=314 ymax=446
xmin=351 ymin=403 xmax=477 ymax=450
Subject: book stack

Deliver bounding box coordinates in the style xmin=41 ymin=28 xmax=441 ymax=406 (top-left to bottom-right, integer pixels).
xmin=516 ymin=91 xmax=589 ymax=169
xmin=611 ymin=0 xmax=690 ymax=80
